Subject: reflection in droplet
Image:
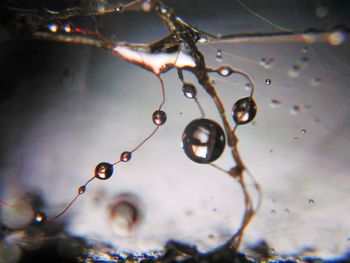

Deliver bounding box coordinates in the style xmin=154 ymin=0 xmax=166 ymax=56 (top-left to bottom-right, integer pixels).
xmin=216 ymin=49 xmax=223 ymax=62
xmin=182 ymin=83 xmax=197 ymax=99
xmin=265 ymin=79 xmax=271 ymax=85
xmin=217 ymin=66 xmax=234 ymax=77
xmin=270 ymin=99 xmax=282 ymax=108
xmin=288 ymin=65 xmax=301 ymax=78
xmin=120 ymin=151 xmax=132 ymax=162
xmin=310 ymin=77 xmax=322 ymax=87
xmin=108 ymin=193 xmax=142 ymax=237
xmin=232 ymin=97 xmax=257 ymax=125
xmin=290 ymin=105 xmax=301 ymax=115
xmin=95 ymin=162 xmax=114 ymax=180
xmin=182 ymin=119 xmax=225 ymax=163
xmin=152 ymin=110 xmax=167 ymax=125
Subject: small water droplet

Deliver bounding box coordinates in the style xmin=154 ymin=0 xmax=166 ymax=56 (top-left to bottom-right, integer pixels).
xmin=182 ymin=83 xmax=197 ymax=99
xmin=309 ymin=199 xmax=315 ymax=205
xmin=316 ymin=5 xmax=329 ymax=18
xmin=301 ymin=129 xmax=307 ymax=134
xmin=259 ymin=58 xmax=267 ymax=67
xmin=48 ymin=23 xmax=59 ymax=33
xmin=182 ymin=119 xmax=225 ymax=164
xmin=34 ymin=212 xmax=46 ymax=223
xmin=120 ymin=151 xmax=132 ymax=162
xmin=63 ymin=23 xmax=72 ymax=33
xmin=288 ymin=65 xmax=301 ymax=78
xmin=152 ymin=110 xmax=167 ymax=125
xmin=232 ymin=97 xmax=257 ymax=125
xmin=294 ymin=136 xmax=299 ymax=142
xmin=302 ymin=46 xmax=309 ymax=53
xmin=290 ymin=105 xmax=301 ymax=115
xmin=244 ymin=83 xmax=251 ymax=91
xmin=217 ymin=66 xmax=234 ymax=77
xmin=310 ymin=77 xmax=322 ymax=87
xmin=270 ymin=99 xmax=282 ymax=108
xmin=265 ymin=79 xmax=271 ymax=85
xmin=216 ymin=49 xmax=223 ymax=62
xmin=95 ymin=162 xmax=114 ymax=180
xmin=78 ymin=186 xmax=86 ymax=195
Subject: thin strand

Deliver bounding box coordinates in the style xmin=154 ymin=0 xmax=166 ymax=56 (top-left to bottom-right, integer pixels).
xmin=131 ymin=126 xmax=159 ymax=153
xmin=48 ymin=193 xmax=80 ymax=220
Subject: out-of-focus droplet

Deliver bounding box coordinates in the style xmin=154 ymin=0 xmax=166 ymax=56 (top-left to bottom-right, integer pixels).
xmin=302 ymin=46 xmax=309 ymax=53
xmin=216 ymin=49 xmax=223 ymax=62
xmin=120 ymin=151 xmax=132 ymax=162
xmin=208 ymin=234 xmax=215 ymax=240
xmin=95 ymin=162 xmax=114 ymax=180
xmin=309 ymin=199 xmax=315 ymax=205
xmin=284 ymin=208 xmax=290 ymax=213
xmin=259 ymin=58 xmax=267 ymax=67
xmin=141 ymin=1 xmax=152 ymax=12
xmin=294 ymin=137 xmax=299 ymax=142
xmin=48 ymin=23 xmax=59 ymax=33
xmin=0 ymin=241 xmax=21 ymax=263
xmin=302 ymin=31 xmax=317 ymax=44
xmin=270 ymin=99 xmax=282 ymax=108
xmin=182 ymin=118 xmax=225 ymax=164
xmin=108 ymin=193 xmax=142 ymax=237
xmin=78 ymin=186 xmax=86 ymax=195
xmin=232 ymin=97 xmax=257 ymax=125
xmin=310 ymin=77 xmax=322 ymax=87
xmin=34 ymin=212 xmax=46 ymax=223
xmin=217 ymin=66 xmax=234 ymax=77
xmin=328 ymin=29 xmax=346 ymax=45
xmin=63 ymin=24 xmax=72 ymax=33
xmin=182 ymin=83 xmax=197 ymax=99
xmin=270 ymin=209 xmax=277 ymax=214
xmin=290 ymin=105 xmax=301 ymax=115
xmin=115 ymin=3 xmax=124 ymax=12
xmin=301 ymin=129 xmax=307 ymax=134
xmin=244 ymin=83 xmax=251 ymax=91
xmin=152 ymin=110 xmax=167 ymax=125
xmin=265 ymin=79 xmax=271 ymax=85
xmin=288 ymin=65 xmax=301 ymax=78
xmin=316 ymin=5 xmax=329 ymax=18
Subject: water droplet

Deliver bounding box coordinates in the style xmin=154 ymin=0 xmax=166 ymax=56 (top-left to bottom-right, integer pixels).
xmin=95 ymin=162 xmax=114 ymax=180
xmin=120 ymin=151 xmax=132 ymax=162
xmin=301 ymin=129 xmax=307 ymax=134
xmin=152 ymin=110 xmax=167 ymax=125
xmin=259 ymin=58 xmax=267 ymax=67
xmin=197 ymin=36 xmax=208 ymax=43
xmin=328 ymin=29 xmax=346 ymax=45
xmin=217 ymin=66 xmax=234 ymax=77
xmin=308 ymin=199 xmax=315 ymax=205
xmin=141 ymin=1 xmax=152 ymax=12
xmin=310 ymin=77 xmax=322 ymax=87
xmin=208 ymin=234 xmax=215 ymax=240
xmin=260 ymin=58 xmax=274 ymax=68
xmin=294 ymin=137 xmax=299 ymax=142
xmin=78 ymin=186 xmax=86 ymax=195
xmin=182 ymin=83 xmax=197 ymax=99
xmin=108 ymin=193 xmax=142 ymax=237
xmin=34 ymin=212 xmax=46 ymax=223
xmin=244 ymin=83 xmax=251 ymax=91
xmin=63 ymin=24 xmax=72 ymax=33
xmin=182 ymin=118 xmax=225 ymax=164
xmin=303 ymin=31 xmax=317 ymax=44
xmin=265 ymin=79 xmax=271 ymax=85
xmin=115 ymin=3 xmax=124 ymax=12
xmin=232 ymin=97 xmax=257 ymax=125
xmin=316 ymin=5 xmax=329 ymax=18
xmin=288 ymin=65 xmax=301 ymax=78
xmin=290 ymin=105 xmax=301 ymax=115
xmin=48 ymin=23 xmax=59 ymax=33
xmin=216 ymin=49 xmax=223 ymax=62
xmin=270 ymin=248 xmax=276 ymax=254
xmin=270 ymin=99 xmax=282 ymax=108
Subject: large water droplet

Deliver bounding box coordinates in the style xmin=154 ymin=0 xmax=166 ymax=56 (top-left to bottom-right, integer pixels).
xmin=217 ymin=66 xmax=234 ymax=77
xmin=152 ymin=110 xmax=167 ymax=125
xmin=95 ymin=162 xmax=114 ymax=180
xmin=120 ymin=151 xmax=132 ymax=162
xmin=182 ymin=119 xmax=225 ymax=163
xmin=232 ymin=97 xmax=257 ymax=125
xmin=182 ymin=83 xmax=197 ymax=99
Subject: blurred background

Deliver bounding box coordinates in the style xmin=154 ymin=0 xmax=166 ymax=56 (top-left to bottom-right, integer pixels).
xmin=0 ymin=0 xmax=349 ymax=261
